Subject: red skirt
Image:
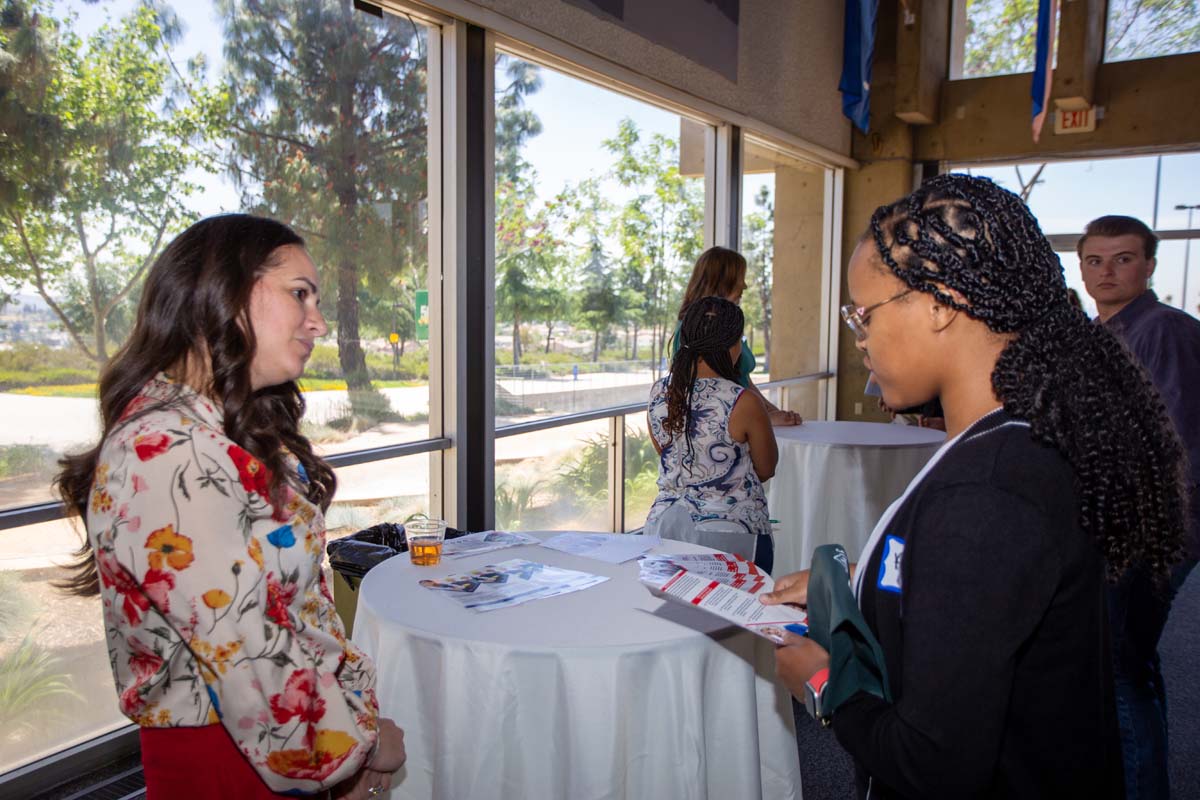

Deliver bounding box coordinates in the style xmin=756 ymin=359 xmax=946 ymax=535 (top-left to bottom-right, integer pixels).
xmin=140 ymin=724 xmax=330 ymax=799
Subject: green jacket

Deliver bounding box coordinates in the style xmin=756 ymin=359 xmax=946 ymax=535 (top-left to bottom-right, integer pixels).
xmin=806 ymin=543 xmax=891 ymax=717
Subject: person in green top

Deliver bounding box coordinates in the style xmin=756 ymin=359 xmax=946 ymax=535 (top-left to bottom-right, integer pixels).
xmin=671 ymin=246 xmax=803 ymax=426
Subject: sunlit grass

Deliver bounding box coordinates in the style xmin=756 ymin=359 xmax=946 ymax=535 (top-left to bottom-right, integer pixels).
xmin=9 ymin=384 xmax=97 ymax=398
xmin=4 ymin=379 xmax=426 ymax=398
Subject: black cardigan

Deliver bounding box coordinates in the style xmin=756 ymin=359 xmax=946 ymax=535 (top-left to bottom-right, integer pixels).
xmin=832 ymin=409 xmax=1122 ymax=799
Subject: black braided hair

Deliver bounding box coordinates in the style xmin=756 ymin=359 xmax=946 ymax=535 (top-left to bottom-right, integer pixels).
xmin=869 ymin=173 xmax=1187 ymax=580
xmin=664 ymin=296 xmax=744 ymax=464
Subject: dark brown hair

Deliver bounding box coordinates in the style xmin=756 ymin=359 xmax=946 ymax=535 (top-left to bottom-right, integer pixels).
xmin=678 ymin=246 xmax=747 ymax=319
xmin=55 ymin=214 xmax=337 ymax=595
xmin=1076 ymin=215 xmax=1158 ymax=260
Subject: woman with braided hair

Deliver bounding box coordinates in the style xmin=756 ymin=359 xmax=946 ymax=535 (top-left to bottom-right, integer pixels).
xmin=645 ymin=296 xmax=779 ymax=571
xmin=762 ymin=174 xmax=1187 ymax=798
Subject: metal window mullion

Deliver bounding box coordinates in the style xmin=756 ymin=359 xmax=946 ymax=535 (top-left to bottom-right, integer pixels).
xmin=822 ymin=167 xmax=844 ymax=421
xmin=441 ymin=21 xmax=495 ymax=532
xmin=713 ymin=123 xmax=742 ymax=249
xmin=608 ymin=414 xmax=626 ymax=533
xmin=426 ymin=19 xmax=447 ymax=521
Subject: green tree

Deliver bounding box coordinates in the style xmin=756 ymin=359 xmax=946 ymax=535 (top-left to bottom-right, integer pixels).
xmin=963 ymin=0 xmax=1038 ymax=77
xmin=964 ymin=0 xmax=1199 ymax=78
xmin=495 ymin=178 xmax=546 ymax=365
xmin=1105 ymin=0 xmax=1200 ymax=61
xmin=494 ymin=55 xmax=542 ymax=185
xmin=577 ymin=232 xmax=618 ymax=363
xmin=741 ymin=184 xmax=773 ymax=364
xmin=218 ymin=0 xmax=428 ymax=402
xmin=0 ymin=0 xmax=65 ymax=219
xmin=604 ymin=118 xmax=703 ymax=375
xmin=0 ymin=2 xmax=216 ymax=363
xmin=492 ymin=54 xmax=551 ymax=366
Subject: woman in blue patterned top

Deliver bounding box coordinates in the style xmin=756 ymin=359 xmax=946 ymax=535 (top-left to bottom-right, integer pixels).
xmin=645 ymin=297 xmax=779 ymax=571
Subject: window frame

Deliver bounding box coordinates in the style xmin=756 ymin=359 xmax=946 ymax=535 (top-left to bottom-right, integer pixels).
xmin=0 ymin=0 xmax=848 ymax=790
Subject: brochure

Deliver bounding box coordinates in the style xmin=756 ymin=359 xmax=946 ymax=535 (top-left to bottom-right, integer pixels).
xmin=418 ymin=558 xmax=608 ymax=612
xmin=440 ymin=530 xmax=540 ymax=559
xmin=641 ymin=567 xmax=808 ymax=644
xmin=638 ymin=552 xmax=773 ymax=595
xmin=540 ymin=532 xmax=661 ymax=564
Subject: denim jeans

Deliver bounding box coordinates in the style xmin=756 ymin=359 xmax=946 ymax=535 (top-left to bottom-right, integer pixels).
xmin=1108 ymin=557 xmax=1198 ymax=800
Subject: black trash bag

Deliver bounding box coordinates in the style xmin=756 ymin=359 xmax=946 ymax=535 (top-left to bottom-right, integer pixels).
xmin=327 ymin=522 xmax=470 ymax=586
xmin=327 ymin=523 xmax=407 ymax=584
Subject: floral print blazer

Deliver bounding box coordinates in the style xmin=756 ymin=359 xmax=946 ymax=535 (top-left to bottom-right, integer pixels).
xmin=87 ymin=375 xmax=378 ymax=793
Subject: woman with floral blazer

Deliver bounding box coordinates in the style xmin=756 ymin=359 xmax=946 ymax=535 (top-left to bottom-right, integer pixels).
xmin=58 ymin=216 xmax=406 ymax=799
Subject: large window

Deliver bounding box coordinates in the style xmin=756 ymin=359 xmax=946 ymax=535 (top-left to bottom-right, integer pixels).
xmin=1 ymin=1 xmax=847 ymax=788
xmin=951 ymin=0 xmax=1042 ymax=79
xmin=1105 ymin=0 xmax=1200 ymax=63
xmin=491 ymin=51 xmax=712 ymax=531
xmin=0 ymin=0 xmax=439 ymax=776
xmin=741 ymin=136 xmax=835 ymax=422
xmin=954 ymin=153 xmax=1200 ymax=320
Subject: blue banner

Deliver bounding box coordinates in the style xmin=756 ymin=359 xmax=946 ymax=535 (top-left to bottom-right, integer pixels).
xmin=840 ymin=0 xmax=878 ymax=133
xmin=1030 ymin=0 xmax=1058 ymax=141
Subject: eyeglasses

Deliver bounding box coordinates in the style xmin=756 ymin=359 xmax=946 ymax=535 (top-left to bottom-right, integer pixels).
xmin=840 ymin=289 xmax=913 ymax=340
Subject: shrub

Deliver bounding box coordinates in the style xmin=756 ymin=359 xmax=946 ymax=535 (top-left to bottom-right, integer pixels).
xmin=0 ymin=445 xmax=59 ymax=480
xmin=0 ymin=574 xmax=32 ymax=636
xmin=0 ymin=632 xmax=80 ymax=732
xmin=0 ymin=344 xmax=94 ymax=373
xmin=495 ymin=476 xmax=543 ymax=529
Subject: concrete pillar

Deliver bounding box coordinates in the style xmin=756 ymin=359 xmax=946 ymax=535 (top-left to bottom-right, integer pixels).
xmin=769 ymin=161 xmax=827 ymax=421
xmin=835 ymin=0 xmax=915 ymax=421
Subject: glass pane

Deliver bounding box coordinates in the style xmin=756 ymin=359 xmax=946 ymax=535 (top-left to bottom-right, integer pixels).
xmin=1146 ymin=241 xmax=1200 ymax=321
xmin=493 ymin=52 xmax=711 ymax=425
xmin=959 ymin=0 xmax=1041 ymax=78
xmin=953 ymin=153 xmax=1200 ymax=322
xmin=623 ymin=414 xmax=657 ymax=532
xmin=495 ymin=419 xmax=610 ymax=532
xmin=0 ymin=1 xmax=435 ymax=512
xmin=742 ymin=139 xmax=828 ymax=389
xmin=325 ymin=453 xmax=435 ymax=542
xmin=953 ymin=157 xmax=1160 ymax=234
xmin=1106 ymin=0 xmax=1200 ymax=63
xmin=0 ymin=518 xmax=126 ymax=774
xmin=1157 ymin=153 xmax=1200 ymax=231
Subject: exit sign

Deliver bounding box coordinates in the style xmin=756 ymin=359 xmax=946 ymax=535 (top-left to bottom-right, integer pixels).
xmin=1055 ymin=107 xmax=1096 ymax=134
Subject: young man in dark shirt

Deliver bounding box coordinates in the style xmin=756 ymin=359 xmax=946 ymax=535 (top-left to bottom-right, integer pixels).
xmin=1080 ymin=214 xmax=1200 ymax=799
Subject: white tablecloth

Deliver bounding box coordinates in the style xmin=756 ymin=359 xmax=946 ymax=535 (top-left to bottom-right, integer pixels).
xmin=352 ymin=534 xmax=803 ymax=799
xmin=766 ymin=421 xmax=945 ymax=576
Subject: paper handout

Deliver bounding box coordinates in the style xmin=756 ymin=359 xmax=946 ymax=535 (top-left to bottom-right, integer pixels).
xmin=641 ymin=567 xmax=807 ymax=644
xmin=540 ymin=532 xmax=660 ymax=564
xmin=418 ymin=558 xmax=608 ymax=612
xmin=440 ymin=530 xmax=540 ymax=559
xmin=638 ymin=552 xmax=774 ymax=595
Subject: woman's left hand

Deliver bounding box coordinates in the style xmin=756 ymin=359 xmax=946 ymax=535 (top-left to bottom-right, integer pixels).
xmin=334 ymin=767 xmax=394 ymax=799
xmin=774 ymin=632 xmax=830 ymax=699
xmin=769 ymin=409 xmax=803 ymax=426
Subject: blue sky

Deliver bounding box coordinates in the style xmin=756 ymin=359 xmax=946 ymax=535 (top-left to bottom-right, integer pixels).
xmin=962 ymin=155 xmax=1200 ymax=318
xmin=52 ymin=0 xmax=1200 ymax=321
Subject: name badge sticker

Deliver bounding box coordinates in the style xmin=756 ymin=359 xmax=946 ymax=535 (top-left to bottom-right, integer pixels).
xmin=877 ymin=535 xmax=905 ymax=594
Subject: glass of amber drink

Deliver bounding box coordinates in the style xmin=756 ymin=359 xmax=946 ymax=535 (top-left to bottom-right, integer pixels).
xmin=406 ymin=518 xmax=447 ymax=566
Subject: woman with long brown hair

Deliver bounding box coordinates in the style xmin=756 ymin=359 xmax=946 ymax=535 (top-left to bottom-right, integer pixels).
xmin=56 ymin=215 xmax=405 ymax=799
xmin=672 ymin=246 xmax=802 ymax=426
